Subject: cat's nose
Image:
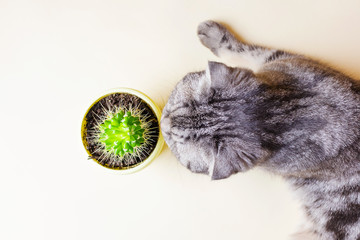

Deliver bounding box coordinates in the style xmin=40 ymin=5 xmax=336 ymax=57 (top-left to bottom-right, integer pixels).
xmin=160 ymin=116 xmax=171 ymax=136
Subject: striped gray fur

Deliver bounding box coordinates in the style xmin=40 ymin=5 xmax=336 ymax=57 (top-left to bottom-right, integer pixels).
xmin=161 ymin=20 xmax=360 ymax=240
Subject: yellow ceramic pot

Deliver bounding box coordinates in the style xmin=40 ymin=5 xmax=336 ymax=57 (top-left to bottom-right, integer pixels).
xmin=81 ymin=88 xmax=164 ymax=174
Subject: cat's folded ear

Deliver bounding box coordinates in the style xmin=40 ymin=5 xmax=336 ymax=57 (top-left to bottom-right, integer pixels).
xmin=206 ymin=61 xmax=254 ymax=88
xmin=210 ymin=156 xmax=237 ymax=180
xmin=209 ymin=141 xmax=241 ymax=180
xmin=206 ymin=61 xmax=231 ymax=88
xmin=210 ymin=141 xmax=264 ymax=180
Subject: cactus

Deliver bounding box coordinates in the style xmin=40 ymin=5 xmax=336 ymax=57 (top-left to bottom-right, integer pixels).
xmin=86 ymin=94 xmax=157 ymax=168
xmin=83 ymin=91 xmax=160 ymax=171
xmin=98 ymin=111 xmax=145 ymax=157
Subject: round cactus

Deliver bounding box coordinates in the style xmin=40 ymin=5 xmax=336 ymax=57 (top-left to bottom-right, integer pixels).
xmin=98 ymin=110 xmax=146 ymax=157
xmin=85 ymin=93 xmax=158 ymax=168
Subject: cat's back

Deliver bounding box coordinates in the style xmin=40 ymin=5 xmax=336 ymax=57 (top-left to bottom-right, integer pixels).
xmin=259 ymin=56 xmax=358 ymax=92
xmin=257 ymin=56 xmax=360 ymax=115
xmin=254 ymin=56 xmax=360 ymax=176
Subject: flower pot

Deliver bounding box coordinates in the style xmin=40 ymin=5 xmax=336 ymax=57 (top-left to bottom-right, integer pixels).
xmin=81 ymin=88 xmax=164 ymax=174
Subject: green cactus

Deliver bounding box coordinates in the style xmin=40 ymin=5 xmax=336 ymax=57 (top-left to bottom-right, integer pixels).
xmin=98 ymin=110 xmax=146 ymax=157
xmin=86 ymin=94 xmax=157 ymax=167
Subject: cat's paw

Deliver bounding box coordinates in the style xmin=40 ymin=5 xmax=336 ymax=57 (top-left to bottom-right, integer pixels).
xmin=197 ymin=20 xmax=231 ymax=55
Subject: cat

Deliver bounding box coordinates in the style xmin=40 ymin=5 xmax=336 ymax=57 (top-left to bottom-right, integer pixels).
xmin=161 ymin=20 xmax=360 ymax=240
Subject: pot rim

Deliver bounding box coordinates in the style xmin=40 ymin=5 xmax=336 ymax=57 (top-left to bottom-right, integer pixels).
xmin=81 ymin=87 xmax=164 ymax=174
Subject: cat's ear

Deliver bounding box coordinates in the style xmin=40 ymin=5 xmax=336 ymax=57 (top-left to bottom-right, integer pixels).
xmin=210 ymin=141 xmax=262 ymax=180
xmin=206 ymin=61 xmax=231 ymax=88
xmin=206 ymin=61 xmax=254 ymax=88
xmin=209 ymin=141 xmax=240 ymax=180
xmin=210 ymin=157 xmax=236 ymax=180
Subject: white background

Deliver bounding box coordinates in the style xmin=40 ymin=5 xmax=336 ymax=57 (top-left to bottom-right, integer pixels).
xmin=1 ymin=0 xmax=360 ymax=239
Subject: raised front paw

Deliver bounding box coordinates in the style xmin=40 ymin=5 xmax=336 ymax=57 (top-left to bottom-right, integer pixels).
xmin=197 ymin=20 xmax=232 ymax=55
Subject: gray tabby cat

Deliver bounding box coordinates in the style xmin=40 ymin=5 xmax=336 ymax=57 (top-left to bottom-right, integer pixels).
xmin=161 ymin=20 xmax=360 ymax=240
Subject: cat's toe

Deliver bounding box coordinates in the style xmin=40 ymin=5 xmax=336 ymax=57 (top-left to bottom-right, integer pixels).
xmin=197 ymin=20 xmax=228 ymax=54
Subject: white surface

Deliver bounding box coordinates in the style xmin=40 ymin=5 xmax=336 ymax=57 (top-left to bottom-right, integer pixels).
xmin=1 ymin=1 xmax=360 ymax=240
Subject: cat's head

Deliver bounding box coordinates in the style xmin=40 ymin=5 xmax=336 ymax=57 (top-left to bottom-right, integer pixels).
xmin=161 ymin=62 xmax=266 ymax=180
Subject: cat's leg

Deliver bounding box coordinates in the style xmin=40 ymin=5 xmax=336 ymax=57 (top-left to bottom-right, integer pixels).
xmin=197 ymin=20 xmax=293 ymax=71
